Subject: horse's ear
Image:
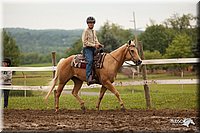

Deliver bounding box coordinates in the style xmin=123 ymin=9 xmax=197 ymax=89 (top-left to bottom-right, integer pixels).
xmin=128 ymin=40 xmax=131 ymax=45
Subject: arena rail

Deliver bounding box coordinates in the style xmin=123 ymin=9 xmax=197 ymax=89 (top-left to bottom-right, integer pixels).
xmin=0 ymin=79 xmax=198 ymax=91
xmin=0 ymin=58 xmax=198 ymax=71
xmin=0 ymin=58 xmax=199 ymax=91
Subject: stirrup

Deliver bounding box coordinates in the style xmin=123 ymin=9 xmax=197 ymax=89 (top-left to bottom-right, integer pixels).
xmin=87 ymin=79 xmax=97 ymax=86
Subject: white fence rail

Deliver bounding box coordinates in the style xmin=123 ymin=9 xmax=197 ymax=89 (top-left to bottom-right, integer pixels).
xmin=0 ymin=58 xmax=198 ymax=91
xmin=0 ymin=79 xmax=198 ymax=91
xmin=0 ymin=58 xmax=198 ymax=71
xmin=124 ymin=58 xmax=198 ymax=66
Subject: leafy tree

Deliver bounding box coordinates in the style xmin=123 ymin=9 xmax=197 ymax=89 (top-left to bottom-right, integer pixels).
xmin=138 ymin=24 xmax=174 ymax=55
xmin=20 ymin=52 xmax=63 ymax=64
xmin=163 ymin=13 xmax=197 ymax=57
xmin=163 ymin=13 xmax=196 ymax=30
xmin=98 ymin=21 xmax=133 ymax=52
xmin=98 ymin=31 xmax=121 ymax=52
xmin=139 ymin=13 xmax=196 ymax=56
xmin=165 ymin=33 xmax=193 ymax=58
xmin=144 ymin=50 xmax=163 ymax=59
xmin=164 ymin=33 xmax=193 ymax=75
xmin=66 ymin=39 xmax=83 ymax=56
xmin=3 ymin=29 xmax=20 ymax=66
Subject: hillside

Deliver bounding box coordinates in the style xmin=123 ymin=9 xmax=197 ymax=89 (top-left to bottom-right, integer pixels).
xmin=5 ymin=28 xmax=144 ymax=54
xmin=5 ymin=28 xmax=83 ymax=54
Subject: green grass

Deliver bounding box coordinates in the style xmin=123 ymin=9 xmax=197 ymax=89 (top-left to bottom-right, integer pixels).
xmin=12 ymin=71 xmax=74 ymax=86
xmin=116 ymin=73 xmax=197 ymax=81
xmin=21 ymin=63 xmax=52 ymax=67
xmin=12 ymin=71 xmax=197 ymax=86
xmin=4 ymin=84 xmax=198 ymax=110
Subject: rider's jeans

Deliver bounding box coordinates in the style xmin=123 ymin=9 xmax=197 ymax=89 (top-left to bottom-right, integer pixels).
xmin=83 ymin=47 xmax=96 ymax=81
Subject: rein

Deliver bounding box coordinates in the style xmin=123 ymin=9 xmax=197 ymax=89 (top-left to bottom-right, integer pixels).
xmin=108 ymin=43 xmax=137 ymax=67
xmin=108 ymin=44 xmax=130 ymax=63
xmin=108 ymin=53 xmax=120 ymax=62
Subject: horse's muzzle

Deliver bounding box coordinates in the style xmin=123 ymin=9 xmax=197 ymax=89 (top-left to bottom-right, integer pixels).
xmin=135 ymin=60 xmax=142 ymax=66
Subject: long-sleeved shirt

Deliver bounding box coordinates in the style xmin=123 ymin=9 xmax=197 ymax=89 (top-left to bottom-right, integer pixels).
xmin=82 ymin=28 xmax=99 ymax=47
xmin=1 ymin=71 xmax=12 ymax=85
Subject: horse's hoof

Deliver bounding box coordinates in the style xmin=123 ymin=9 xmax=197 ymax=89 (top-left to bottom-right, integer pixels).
xmin=81 ymin=106 xmax=86 ymax=114
xmin=97 ymin=110 xmax=101 ymax=114
xmin=121 ymin=107 xmax=126 ymax=112
xmin=96 ymin=107 xmax=100 ymax=113
xmin=55 ymin=107 xmax=59 ymax=113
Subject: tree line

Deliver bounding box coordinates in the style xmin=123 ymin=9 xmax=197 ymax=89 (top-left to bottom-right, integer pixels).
xmin=3 ymin=13 xmax=197 ymax=70
xmin=67 ymin=14 xmax=197 ymax=58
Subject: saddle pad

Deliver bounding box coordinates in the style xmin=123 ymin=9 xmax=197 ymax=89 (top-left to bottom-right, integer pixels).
xmin=71 ymin=54 xmax=86 ymax=69
xmin=71 ymin=53 xmax=106 ymax=69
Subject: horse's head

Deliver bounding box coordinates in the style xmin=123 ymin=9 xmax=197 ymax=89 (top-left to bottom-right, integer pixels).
xmin=125 ymin=40 xmax=142 ymax=66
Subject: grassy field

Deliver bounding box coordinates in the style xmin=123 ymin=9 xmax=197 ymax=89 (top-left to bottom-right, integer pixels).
xmin=12 ymin=71 xmax=197 ymax=86
xmin=4 ymin=84 xmax=198 ymax=110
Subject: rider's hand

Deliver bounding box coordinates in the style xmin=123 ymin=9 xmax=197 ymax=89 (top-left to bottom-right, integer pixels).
xmin=95 ymin=44 xmax=100 ymax=49
xmin=97 ymin=43 xmax=104 ymax=48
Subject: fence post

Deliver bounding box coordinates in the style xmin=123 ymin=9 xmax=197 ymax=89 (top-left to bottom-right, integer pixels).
xmin=138 ymin=41 xmax=151 ymax=109
xmin=52 ymin=51 xmax=56 ymax=78
xmin=22 ymin=72 xmax=27 ymax=97
xmin=51 ymin=52 xmax=57 ymax=106
xmin=24 ymin=75 xmax=27 ymax=97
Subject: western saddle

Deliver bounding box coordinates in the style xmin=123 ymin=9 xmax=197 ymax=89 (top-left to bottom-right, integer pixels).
xmin=71 ymin=48 xmax=106 ymax=84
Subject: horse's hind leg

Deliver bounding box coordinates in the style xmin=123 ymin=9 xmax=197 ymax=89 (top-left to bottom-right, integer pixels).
xmin=71 ymin=77 xmax=85 ymax=111
xmin=55 ymin=83 xmax=66 ymax=113
xmin=96 ymin=86 xmax=107 ymax=111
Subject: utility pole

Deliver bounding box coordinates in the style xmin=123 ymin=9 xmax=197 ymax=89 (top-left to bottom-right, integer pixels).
xmin=130 ymin=11 xmax=139 ymax=77
xmin=130 ymin=12 xmax=151 ymax=109
xmin=130 ymin=11 xmax=138 ymax=46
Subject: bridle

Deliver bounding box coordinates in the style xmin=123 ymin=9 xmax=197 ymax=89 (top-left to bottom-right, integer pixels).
xmin=127 ymin=44 xmax=137 ymax=62
xmin=109 ymin=43 xmax=138 ymax=64
xmin=125 ymin=44 xmax=141 ymax=66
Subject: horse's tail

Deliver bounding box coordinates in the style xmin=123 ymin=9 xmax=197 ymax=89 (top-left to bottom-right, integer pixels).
xmin=45 ymin=58 xmax=65 ymax=101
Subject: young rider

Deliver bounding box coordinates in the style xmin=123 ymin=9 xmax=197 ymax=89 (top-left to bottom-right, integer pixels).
xmin=82 ymin=16 xmax=102 ymax=85
xmin=1 ymin=58 xmax=12 ymax=108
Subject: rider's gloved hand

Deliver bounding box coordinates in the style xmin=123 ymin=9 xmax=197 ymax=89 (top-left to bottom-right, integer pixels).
xmin=95 ymin=44 xmax=100 ymax=49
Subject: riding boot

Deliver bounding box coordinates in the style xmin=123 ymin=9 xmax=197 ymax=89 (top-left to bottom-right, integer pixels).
xmin=87 ymin=75 xmax=97 ymax=86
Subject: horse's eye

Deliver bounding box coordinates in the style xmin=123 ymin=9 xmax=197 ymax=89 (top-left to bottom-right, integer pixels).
xmin=131 ymin=50 xmax=134 ymax=53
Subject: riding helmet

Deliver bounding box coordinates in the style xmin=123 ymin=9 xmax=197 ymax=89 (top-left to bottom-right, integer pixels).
xmin=86 ymin=16 xmax=96 ymax=24
xmin=3 ymin=58 xmax=11 ymax=66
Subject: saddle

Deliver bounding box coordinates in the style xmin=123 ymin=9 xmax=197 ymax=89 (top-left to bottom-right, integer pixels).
xmin=71 ymin=48 xmax=106 ymax=69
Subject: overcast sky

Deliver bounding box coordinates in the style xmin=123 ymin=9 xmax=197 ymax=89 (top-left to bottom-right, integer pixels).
xmin=1 ymin=0 xmax=198 ymax=30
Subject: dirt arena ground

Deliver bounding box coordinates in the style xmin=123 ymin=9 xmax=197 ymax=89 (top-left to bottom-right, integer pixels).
xmin=2 ymin=109 xmax=199 ymax=132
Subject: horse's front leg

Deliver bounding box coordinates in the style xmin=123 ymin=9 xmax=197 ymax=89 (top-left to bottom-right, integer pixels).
xmin=71 ymin=77 xmax=85 ymax=113
xmin=103 ymin=80 xmax=126 ymax=111
xmin=96 ymin=86 xmax=107 ymax=111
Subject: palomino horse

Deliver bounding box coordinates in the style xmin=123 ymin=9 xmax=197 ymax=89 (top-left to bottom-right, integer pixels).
xmin=45 ymin=40 xmax=142 ymax=112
